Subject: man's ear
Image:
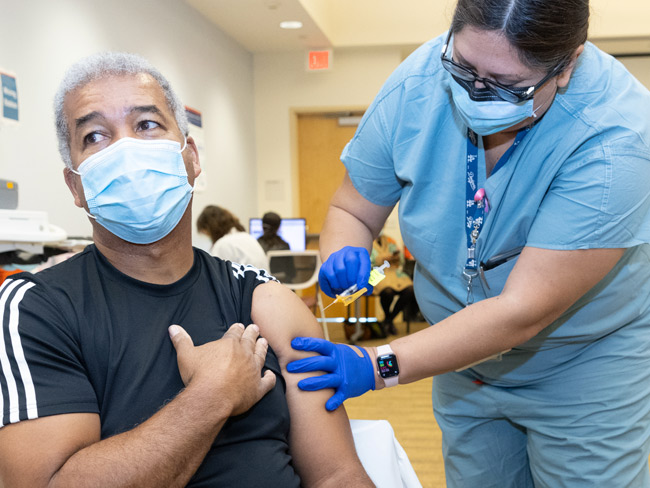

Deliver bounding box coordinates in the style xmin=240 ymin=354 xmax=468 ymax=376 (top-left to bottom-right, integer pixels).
xmin=63 ymin=167 xmax=84 ymax=208
xmin=556 ymin=44 xmax=585 ymax=88
xmin=185 ymin=135 xmax=201 ymax=180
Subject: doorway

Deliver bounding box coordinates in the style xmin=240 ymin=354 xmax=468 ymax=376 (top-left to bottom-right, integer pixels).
xmin=296 ymin=112 xmax=361 ymax=235
xmin=294 ymin=110 xmax=376 ymax=319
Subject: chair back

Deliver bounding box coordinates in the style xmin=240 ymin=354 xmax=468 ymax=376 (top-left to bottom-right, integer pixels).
xmin=266 ymin=250 xmax=321 ymax=290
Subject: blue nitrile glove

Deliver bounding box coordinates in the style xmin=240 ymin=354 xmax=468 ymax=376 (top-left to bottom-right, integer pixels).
xmin=287 ymin=337 xmax=375 ymax=411
xmin=319 ymin=246 xmax=373 ymax=298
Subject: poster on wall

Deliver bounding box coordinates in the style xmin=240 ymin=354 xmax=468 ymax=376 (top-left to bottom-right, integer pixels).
xmin=185 ymin=106 xmax=206 ymax=193
xmin=1 ymin=70 xmax=19 ymax=124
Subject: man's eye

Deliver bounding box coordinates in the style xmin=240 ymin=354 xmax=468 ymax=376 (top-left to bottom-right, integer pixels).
xmin=138 ymin=120 xmax=160 ymax=131
xmin=83 ymin=132 xmax=105 ymax=145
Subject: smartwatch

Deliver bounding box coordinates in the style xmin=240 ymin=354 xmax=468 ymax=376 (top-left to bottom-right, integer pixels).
xmin=376 ymin=344 xmax=399 ymax=387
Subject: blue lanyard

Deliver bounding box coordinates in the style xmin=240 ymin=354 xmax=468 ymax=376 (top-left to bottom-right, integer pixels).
xmin=463 ymin=128 xmax=528 ymax=305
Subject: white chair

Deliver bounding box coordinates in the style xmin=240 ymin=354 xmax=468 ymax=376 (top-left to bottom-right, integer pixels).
xmin=267 ymin=250 xmax=329 ymax=339
xmin=350 ymin=419 xmax=423 ymax=488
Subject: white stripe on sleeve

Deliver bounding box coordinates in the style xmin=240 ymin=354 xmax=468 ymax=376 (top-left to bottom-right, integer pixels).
xmin=230 ymin=262 xmax=277 ymax=283
xmin=8 ymin=281 xmax=37 ymax=421
xmin=0 ymin=279 xmax=37 ymax=426
xmin=0 ymin=279 xmax=22 ymax=426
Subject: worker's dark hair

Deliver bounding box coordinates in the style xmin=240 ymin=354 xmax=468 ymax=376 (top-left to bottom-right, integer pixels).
xmin=451 ymin=0 xmax=589 ymax=72
xmin=196 ymin=205 xmax=245 ymax=244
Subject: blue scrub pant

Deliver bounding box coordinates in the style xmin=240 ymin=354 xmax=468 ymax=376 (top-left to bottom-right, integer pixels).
xmin=432 ymin=329 xmax=650 ymax=487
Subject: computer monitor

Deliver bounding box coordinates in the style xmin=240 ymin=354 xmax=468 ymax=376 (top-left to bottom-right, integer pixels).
xmin=249 ymin=218 xmax=306 ymax=251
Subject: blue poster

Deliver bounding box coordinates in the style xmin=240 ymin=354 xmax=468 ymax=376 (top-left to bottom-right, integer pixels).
xmin=185 ymin=106 xmax=202 ymax=128
xmin=1 ymin=73 xmax=18 ymax=122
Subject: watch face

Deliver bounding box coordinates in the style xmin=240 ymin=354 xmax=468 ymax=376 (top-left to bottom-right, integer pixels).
xmin=377 ymin=353 xmax=399 ymax=378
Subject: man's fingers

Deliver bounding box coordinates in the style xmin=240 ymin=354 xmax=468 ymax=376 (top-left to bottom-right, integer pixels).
xmin=223 ymin=322 xmax=246 ymax=340
xmin=260 ymin=369 xmax=277 ymax=395
xmin=168 ymin=324 xmax=194 ymax=353
xmin=254 ymin=337 xmax=269 ymax=367
xmin=241 ymin=323 xmax=261 ymax=346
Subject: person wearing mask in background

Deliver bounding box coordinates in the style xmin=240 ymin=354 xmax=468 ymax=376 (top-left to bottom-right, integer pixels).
xmin=197 ymin=205 xmax=269 ymax=271
xmin=371 ymin=233 xmax=416 ymax=336
xmin=258 ymin=211 xmax=291 ymax=253
xmin=287 ymin=1 xmax=650 ymax=486
xmin=0 ymin=52 xmax=373 ymax=488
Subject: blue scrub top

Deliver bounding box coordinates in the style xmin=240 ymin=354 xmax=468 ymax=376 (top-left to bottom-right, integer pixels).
xmin=342 ymin=34 xmax=650 ymax=384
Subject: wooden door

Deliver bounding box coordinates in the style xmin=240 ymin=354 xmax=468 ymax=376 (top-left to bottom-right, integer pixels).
xmin=297 ymin=113 xmax=358 ymax=235
xmin=296 ymin=112 xmax=376 ymax=319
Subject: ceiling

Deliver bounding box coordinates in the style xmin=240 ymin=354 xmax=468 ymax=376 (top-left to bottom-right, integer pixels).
xmin=183 ymin=0 xmax=650 ymax=54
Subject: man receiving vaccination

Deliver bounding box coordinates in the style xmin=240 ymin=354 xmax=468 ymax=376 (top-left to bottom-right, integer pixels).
xmin=0 ymin=52 xmax=373 ymax=488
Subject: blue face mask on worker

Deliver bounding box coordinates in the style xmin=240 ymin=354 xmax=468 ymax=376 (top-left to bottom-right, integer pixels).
xmin=449 ymin=79 xmax=539 ymax=136
xmin=71 ymin=136 xmax=193 ymax=244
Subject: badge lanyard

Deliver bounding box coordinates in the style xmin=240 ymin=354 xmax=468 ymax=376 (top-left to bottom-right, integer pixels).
xmin=463 ymin=127 xmax=528 ymax=306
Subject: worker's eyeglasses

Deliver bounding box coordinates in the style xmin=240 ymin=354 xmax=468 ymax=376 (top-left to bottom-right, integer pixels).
xmin=440 ymin=31 xmax=561 ymax=104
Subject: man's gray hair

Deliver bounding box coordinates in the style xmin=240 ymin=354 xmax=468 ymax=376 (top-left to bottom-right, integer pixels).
xmin=53 ymin=52 xmax=189 ymax=169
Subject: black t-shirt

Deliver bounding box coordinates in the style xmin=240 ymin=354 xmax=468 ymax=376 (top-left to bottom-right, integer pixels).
xmin=0 ymin=246 xmax=301 ymax=487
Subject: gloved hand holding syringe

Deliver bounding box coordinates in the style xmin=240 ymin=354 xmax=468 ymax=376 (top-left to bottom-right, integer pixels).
xmin=323 ymin=260 xmax=390 ymax=311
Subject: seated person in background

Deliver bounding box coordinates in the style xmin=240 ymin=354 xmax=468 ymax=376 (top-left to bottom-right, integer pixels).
xmin=0 ymin=52 xmax=373 ymax=488
xmin=257 ymin=211 xmax=290 ymax=253
xmin=371 ymin=233 xmax=417 ymax=336
xmin=402 ymin=245 xmax=416 ymax=279
xmin=258 ymin=211 xmax=296 ymax=283
xmin=197 ymin=205 xmax=269 ymax=271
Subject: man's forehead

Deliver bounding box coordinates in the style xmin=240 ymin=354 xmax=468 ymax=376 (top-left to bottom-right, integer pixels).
xmin=64 ymin=73 xmax=170 ymax=123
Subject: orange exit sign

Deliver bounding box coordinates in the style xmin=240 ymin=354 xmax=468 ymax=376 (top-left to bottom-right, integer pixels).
xmin=307 ymin=50 xmax=332 ymax=71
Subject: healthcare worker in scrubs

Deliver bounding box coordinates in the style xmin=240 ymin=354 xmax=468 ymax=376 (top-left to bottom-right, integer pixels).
xmin=287 ymin=0 xmax=650 ymax=486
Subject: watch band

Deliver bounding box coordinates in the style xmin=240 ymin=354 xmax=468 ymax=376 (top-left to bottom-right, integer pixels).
xmin=377 ymin=344 xmax=393 ymax=356
xmin=376 ymin=344 xmax=399 ymax=387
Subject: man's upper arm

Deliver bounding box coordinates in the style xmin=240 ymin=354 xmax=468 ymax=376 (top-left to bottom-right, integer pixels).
xmin=0 ymin=413 xmax=99 ymax=487
xmin=0 ymin=278 xmax=101 ymax=487
xmin=252 ymin=281 xmax=371 ymax=487
xmin=0 ymin=277 xmax=98 ymax=424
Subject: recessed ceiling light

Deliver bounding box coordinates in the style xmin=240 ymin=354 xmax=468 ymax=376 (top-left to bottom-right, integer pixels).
xmin=280 ymin=21 xmax=303 ymax=29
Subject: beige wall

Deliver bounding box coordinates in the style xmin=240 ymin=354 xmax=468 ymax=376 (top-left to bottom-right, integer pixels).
xmin=253 ymin=46 xmax=406 ymax=219
xmin=619 ymin=57 xmax=650 ymax=88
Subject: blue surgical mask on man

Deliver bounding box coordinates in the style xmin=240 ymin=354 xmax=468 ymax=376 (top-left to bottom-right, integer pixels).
xmin=71 ymin=136 xmax=193 ymax=244
xmin=449 ymin=78 xmax=539 ymax=136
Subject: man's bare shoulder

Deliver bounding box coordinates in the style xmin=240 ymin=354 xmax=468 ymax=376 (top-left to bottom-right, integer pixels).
xmin=251 ymin=281 xmax=323 ymax=363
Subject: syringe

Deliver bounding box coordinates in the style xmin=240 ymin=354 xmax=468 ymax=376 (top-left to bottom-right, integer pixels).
xmin=323 ymin=260 xmax=390 ymax=311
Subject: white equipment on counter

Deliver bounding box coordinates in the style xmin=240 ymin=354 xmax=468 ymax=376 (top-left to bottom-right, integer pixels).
xmin=0 ymin=209 xmax=67 ymax=254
